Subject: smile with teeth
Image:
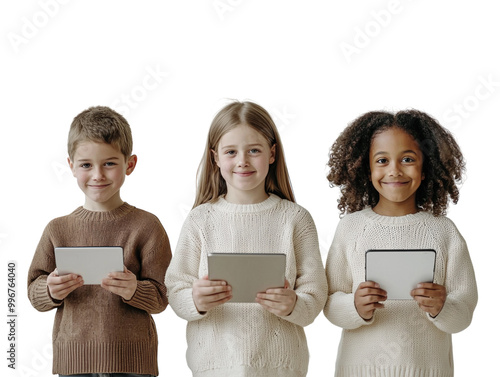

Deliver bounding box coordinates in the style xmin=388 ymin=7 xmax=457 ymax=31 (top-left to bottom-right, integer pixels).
xmin=382 ymin=181 xmax=409 ymax=186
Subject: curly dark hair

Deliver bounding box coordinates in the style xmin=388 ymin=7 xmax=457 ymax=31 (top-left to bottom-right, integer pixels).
xmin=327 ymin=110 xmax=465 ymax=216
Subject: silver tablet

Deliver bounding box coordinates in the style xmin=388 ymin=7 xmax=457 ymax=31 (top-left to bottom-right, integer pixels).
xmin=365 ymin=249 xmax=436 ymax=300
xmin=54 ymin=246 xmax=124 ymax=285
xmin=208 ymin=253 xmax=286 ymax=303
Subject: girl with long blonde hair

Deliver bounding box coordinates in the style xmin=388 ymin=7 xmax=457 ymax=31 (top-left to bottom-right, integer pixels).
xmin=166 ymin=100 xmax=327 ymax=377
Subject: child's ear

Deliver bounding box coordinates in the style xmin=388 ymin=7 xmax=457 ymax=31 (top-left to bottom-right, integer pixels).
xmin=125 ymin=154 xmax=138 ymax=176
xmin=211 ymin=149 xmax=220 ymax=167
xmin=67 ymin=157 xmax=77 ymax=177
xmin=269 ymin=144 xmax=276 ymax=164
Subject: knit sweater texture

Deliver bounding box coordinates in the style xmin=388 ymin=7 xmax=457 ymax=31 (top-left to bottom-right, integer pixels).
xmin=27 ymin=203 xmax=171 ymax=376
xmin=324 ymin=208 xmax=478 ymax=377
xmin=165 ymin=194 xmax=328 ymax=377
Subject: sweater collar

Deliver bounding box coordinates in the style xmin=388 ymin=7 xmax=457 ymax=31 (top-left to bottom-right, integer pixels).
xmin=70 ymin=202 xmax=135 ymax=221
xmin=361 ymin=207 xmax=433 ymax=225
xmin=214 ymin=193 xmax=282 ymax=213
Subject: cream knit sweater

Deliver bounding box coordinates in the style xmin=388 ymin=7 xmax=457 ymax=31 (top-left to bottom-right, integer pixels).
xmin=165 ymin=194 xmax=328 ymax=377
xmin=324 ymin=208 xmax=478 ymax=377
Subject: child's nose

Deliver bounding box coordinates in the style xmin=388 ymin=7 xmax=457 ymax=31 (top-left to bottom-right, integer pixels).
xmin=388 ymin=162 xmax=403 ymax=176
xmin=237 ymin=155 xmax=249 ymax=166
xmin=92 ymin=166 xmax=105 ymax=180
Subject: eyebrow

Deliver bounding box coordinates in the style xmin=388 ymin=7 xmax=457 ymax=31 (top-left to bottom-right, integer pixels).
xmin=372 ymin=150 xmax=418 ymax=157
xmin=76 ymin=156 xmax=121 ymax=162
xmin=219 ymin=143 xmax=265 ymax=149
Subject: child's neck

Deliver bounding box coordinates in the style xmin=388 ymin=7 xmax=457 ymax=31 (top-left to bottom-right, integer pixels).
xmin=372 ymin=201 xmax=418 ymax=217
xmin=224 ymin=190 xmax=270 ymax=205
xmin=83 ymin=196 xmax=124 ymax=212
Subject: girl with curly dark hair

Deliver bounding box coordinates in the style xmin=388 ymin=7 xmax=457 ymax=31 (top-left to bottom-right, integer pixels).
xmin=323 ymin=110 xmax=477 ymax=377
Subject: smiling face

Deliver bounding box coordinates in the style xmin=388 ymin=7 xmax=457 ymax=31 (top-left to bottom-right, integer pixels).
xmin=213 ymin=124 xmax=276 ymax=204
xmin=68 ymin=141 xmax=137 ymax=211
xmin=369 ymin=127 xmax=424 ymax=216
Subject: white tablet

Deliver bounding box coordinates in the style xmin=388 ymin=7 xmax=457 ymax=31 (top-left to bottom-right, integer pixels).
xmin=208 ymin=253 xmax=286 ymax=303
xmin=365 ymin=249 xmax=436 ymax=300
xmin=54 ymin=246 xmax=124 ymax=285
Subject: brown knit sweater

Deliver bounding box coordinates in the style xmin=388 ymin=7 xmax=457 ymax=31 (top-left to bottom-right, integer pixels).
xmin=27 ymin=203 xmax=171 ymax=376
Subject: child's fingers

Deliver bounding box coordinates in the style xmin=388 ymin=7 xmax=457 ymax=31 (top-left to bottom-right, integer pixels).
xmin=102 ymin=277 xmax=133 ymax=288
xmin=47 ymin=273 xmax=83 ymax=300
xmin=106 ymin=271 xmax=135 ymax=281
xmin=48 ymin=271 xmax=81 ymax=284
xmin=411 ymin=283 xmax=446 ymax=301
xmin=193 ymin=277 xmax=229 ymax=297
xmin=256 ymin=288 xmax=297 ymax=316
xmin=359 ymin=281 xmax=381 ymax=289
xmin=192 ymin=276 xmax=232 ymax=312
xmin=411 ymin=283 xmax=446 ymax=317
xmin=101 ymin=266 xmax=137 ymax=300
xmin=193 ymin=284 xmax=231 ymax=299
xmin=355 ymin=281 xmax=387 ymax=320
xmin=101 ymin=279 xmax=137 ymax=300
xmin=194 ymin=277 xmax=228 ymax=288
xmin=193 ymin=289 xmax=232 ymax=313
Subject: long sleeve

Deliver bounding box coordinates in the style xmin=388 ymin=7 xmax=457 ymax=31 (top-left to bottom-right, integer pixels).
xmin=27 ymin=221 xmax=63 ymax=312
xmin=323 ymin=217 xmax=373 ymax=330
xmin=282 ymin=210 xmax=328 ymax=327
xmin=428 ymin=219 xmax=478 ymax=333
xmin=124 ymin=216 xmax=172 ymax=314
xmin=165 ymin=215 xmax=206 ymax=322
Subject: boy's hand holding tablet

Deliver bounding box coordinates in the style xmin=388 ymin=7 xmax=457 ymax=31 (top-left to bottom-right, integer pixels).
xmin=47 ymin=269 xmax=84 ymax=301
xmin=53 ymin=246 xmax=137 ymax=301
xmin=101 ymin=266 xmax=138 ymax=301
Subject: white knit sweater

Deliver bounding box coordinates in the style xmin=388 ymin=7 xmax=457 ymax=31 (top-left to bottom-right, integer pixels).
xmin=165 ymin=194 xmax=328 ymax=377
xmin=324 ymin=208 xmax=478 ymax=377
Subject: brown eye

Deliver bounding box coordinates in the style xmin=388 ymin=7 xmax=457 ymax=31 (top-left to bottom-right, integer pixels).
xmin=402 ymin=157 xmax=415 ymax=163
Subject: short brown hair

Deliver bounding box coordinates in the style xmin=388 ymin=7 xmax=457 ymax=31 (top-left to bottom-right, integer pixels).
xmin=68 ymin=106 xmax=133 ymax=160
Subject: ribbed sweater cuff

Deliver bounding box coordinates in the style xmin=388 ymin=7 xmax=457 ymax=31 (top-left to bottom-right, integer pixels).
xmin=181 ymin=289 xmax=206 ymax=321
xmin=327 ymin=292 xmax=374 ymax=330
xmin=29 ymin=276 xmax=63 ymax=311
xmin=281 ymin=294 xmax=311 ymax=327
xmin=124 ymin=280 xmax=166 ymax=314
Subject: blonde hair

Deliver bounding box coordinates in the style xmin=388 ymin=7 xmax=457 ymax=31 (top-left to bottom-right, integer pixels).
xmin=68 ymin=106 xmax=133 ymax=161
xmin=193 ymin=101 xmax=295 ymax=208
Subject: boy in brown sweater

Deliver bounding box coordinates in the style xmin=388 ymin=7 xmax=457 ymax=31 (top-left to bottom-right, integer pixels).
xmin=27 ymin=106 xmax=171 ymax=377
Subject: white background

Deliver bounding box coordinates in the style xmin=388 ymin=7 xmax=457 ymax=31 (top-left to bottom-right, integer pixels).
xmin=1 ymin=1 xmax=499 ymax=376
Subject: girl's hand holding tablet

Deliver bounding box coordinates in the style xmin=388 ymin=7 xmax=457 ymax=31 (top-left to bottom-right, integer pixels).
xmin=256 ymin=279 xmax=297 ymax=317
xmin=354 ymin=281 xmax=387 ymax=320
xmin=411 ymin=282 xmax=447 ymax=317
xmin=193 ymin=275 xmax=232 ymax=313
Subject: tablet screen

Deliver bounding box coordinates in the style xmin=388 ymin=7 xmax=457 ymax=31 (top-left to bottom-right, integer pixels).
xmin=208 ymin=253 xmax=286 ymax=303
xmin=365 ymin=249 xmax=436 ymax=300
xmin=55 ymin=246 xmax=124 ymax=285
